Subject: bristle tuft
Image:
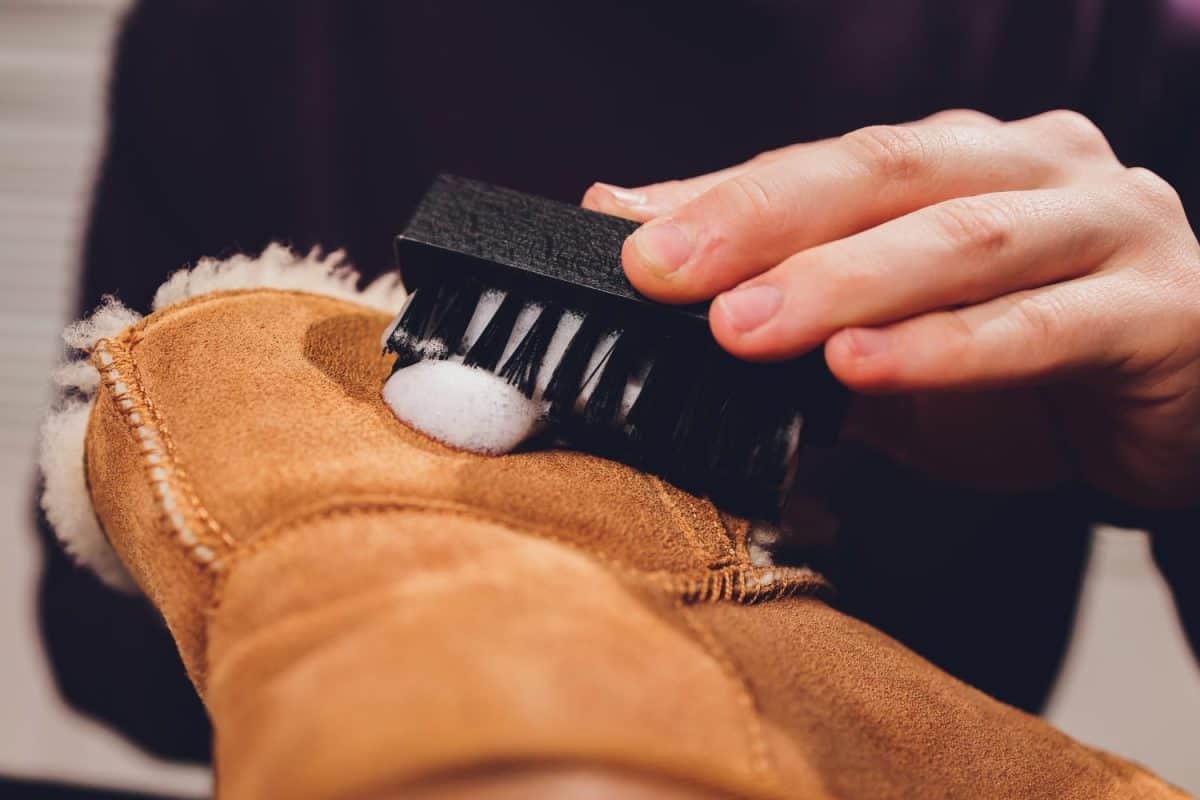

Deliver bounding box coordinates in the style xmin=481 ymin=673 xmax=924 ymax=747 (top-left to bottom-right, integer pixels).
xmin=432 ymin=281 xmax=482 ymax=356
xmin=462 ymin=292 xmax=524 ymax=371
xmin=581 ymin=328 xmax=642 ymax=431
xmin=383 ymin=281 xmax=839 ymax=518
xmin=543 ymin=313 xmax=606 ymax=421
xmin=499 ymin=304 xmax=565 ymax=396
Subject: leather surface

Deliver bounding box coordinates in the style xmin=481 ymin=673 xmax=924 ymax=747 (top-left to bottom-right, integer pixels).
xmin=83 ymin=289 xmax=1187 ymax=799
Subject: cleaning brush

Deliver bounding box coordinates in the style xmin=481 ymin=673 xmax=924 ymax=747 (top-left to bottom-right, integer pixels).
xmin=386 ymin=174 xmax=846 ymax=519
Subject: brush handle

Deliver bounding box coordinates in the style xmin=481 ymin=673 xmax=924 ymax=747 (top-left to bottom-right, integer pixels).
xmin=397 ymin=174 xmax=710 ymax=324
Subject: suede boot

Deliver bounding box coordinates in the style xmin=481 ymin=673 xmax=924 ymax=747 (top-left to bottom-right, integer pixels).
xmin=43 ymin=248 xmax=1188 ymax=799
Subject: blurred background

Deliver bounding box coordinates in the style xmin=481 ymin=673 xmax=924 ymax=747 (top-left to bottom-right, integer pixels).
xmin=1 ymin=3 xmax=209 ymax=797
xmin=0 ymin=1 xmax=1197 ymax=797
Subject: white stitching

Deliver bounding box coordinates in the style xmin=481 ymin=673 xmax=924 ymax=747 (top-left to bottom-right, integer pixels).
xmin=93 ymin=339 xmax=227 ymax=572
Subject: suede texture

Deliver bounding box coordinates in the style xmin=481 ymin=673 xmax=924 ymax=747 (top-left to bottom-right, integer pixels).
xmin=83 ymin=289 xmax=1187 ymax=799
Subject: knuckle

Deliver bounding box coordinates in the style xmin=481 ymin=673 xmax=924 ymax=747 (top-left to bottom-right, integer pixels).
xmin=748 ymin=146 xmax=789 ymax=165
xmin=1122 ymin=167 xmax=1184 ymax=217
xmin=941 ymin=310 xmax=977 ymax=352
xmin=654 ymin=179 xmax=701 ymax=205
xmin=924 ymin=108 xmax=999 ymax=127
xmin=1010 ymin=291 xmax=1066 ymax=349
xmin=721 ymin=172 xmax=777 ymax=218
xmin=817 ymin=246 xmax=875 ymax=298
xmin=1037 ymin=109 xmax=1112 ymax=158
xmin=842 ymin=125 xmax=931 ymax=182
xmin=924 ymin=310 xmax=977 ymax=369
xmin=930 ymin=196 xmax=1016 ymax=256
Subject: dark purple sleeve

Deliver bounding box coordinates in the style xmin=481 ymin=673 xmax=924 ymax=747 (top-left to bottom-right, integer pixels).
xmin=79 ymin=2 xmax=326 ymax=314
xmin=1142 ymin=5 xmax=1200 ymax=660
xmin=1139 ymin=4 xmax=1200 ymax=230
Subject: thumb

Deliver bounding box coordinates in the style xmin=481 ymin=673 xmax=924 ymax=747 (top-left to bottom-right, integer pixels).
xmin=580 ymin=143 xmax=810 ymax=221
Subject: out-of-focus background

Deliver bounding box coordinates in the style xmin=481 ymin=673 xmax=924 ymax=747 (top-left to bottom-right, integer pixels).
xmin=0 ymin=2 xmax=1197 ymax=798
xmin=1 ymin=2 xmax=209 ymax=797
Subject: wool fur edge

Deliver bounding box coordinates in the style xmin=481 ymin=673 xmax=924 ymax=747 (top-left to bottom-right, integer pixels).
xmin=39 ymin=245 xmax=407 ymax=591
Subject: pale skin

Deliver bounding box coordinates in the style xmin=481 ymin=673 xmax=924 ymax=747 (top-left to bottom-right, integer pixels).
xmin=582 ymin=110 xmax=1200 ymax=510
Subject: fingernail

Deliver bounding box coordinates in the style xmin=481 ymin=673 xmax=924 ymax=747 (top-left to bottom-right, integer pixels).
xmin=594 ymin=182 xmax=648 ymax=209
xmin=717 ymin=285 xmax=782 ymax=333
xmin=629 ymin=220 xmax=693 ymax=277
xmin=843 ymin=328 xmax=892 ymax=359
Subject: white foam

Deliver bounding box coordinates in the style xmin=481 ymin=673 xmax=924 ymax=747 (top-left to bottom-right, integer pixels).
xmin=380 ymin=299 xmax=651 ymax=456
xmin=382 ymin=360 xmax=543 ymax=454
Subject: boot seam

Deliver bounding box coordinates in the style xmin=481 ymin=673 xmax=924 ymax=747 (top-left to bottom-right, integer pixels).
xmin=206 ymin=499 xmax=830 ymax=624
xmin=677 ymin=602 xmax=779 ymax=788
xmin=91 ymin=335 xmax=236 ymax=573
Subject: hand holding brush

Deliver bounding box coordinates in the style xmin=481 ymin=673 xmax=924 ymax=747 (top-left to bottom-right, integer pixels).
xmin=585 ymin=109 xmax=1200 ymax=510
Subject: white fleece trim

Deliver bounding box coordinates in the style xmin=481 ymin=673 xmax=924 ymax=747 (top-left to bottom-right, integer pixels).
xmin=152 ymin=243 xmax=406 ymax=313
xmin=39 ymin=399 xmax=138 ymax=592
xmin=39 ymin=245 xmax=406 ymax=591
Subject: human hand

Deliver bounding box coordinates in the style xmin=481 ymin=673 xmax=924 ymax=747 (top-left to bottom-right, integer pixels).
xmin=583 ymin=110 xmax=1200 ymax=507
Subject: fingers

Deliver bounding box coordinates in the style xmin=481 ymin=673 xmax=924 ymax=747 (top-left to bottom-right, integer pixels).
xmin=584 ymin=179 xmax=724 ymax=223
xmin=581 ymin=143 xmax=809 ymax=221
xmin=621 ymin=121 xmax=1068 ymax=304
xmin=709 ymin=185 xmax=1132 ymax=360
xmin=582 ymin=110 xmax=998 ymax=222
xmin=583 ymin=168 xmax=746 ymax=222
xmin=909 ymin=108 xmax=1001 ymax=128
xmin=824 ymin=272 xmax=1139 ymax=392
xmin=1009 ymin=109 xmax=1120 ymax=166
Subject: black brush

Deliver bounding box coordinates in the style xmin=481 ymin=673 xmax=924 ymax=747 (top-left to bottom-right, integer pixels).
xmin=387 ymin=174 xmax=846 ymax=519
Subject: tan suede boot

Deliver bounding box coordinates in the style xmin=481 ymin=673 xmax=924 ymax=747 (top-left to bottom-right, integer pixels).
xmin=42 ymin=247 xmax=1188 ymax=799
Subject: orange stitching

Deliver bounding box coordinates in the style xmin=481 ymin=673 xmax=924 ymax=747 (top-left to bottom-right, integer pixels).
xmin=93 ymin=337 xmax=232 ymax=571
xmin=209 ymin=501 xmax=681 ymax=613
xmin=677 ymin=603 xmax=777 ymax=785
xmin=646 ymin=475 xmax=741 ymax=570
xmin=721 ymin=513 xmax=753 ymax=563
xmin=647 ymin=474 xmax=706 ymax=555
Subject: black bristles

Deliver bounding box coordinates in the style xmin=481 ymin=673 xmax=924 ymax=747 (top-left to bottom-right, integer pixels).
xmin=386 ymin=287 xmax=438 ymax=367
xmin=721 ymin=366 xmax=801 ymax=513
xmin=710 ymin=371 xmax=777 ymax=512
xmin=581 ymin=327 xmax=645 ymax=433
xmin=625 ymin=334 xmax=691 ymax=469
xmin=498 ymin=304 xmax=565 ymax=396
xmin=462 ymin=292 xmax=524 ymax=371
xmin=543 ymin=313 xmax=606 ymax=421
xmin=387 ymin=283 xmax=485 ymax=369
xmin=432 ymin=281 xmax=483 ymax=356
xmin=383 ymin=281 xmax=820 ymax=517
xmin=659 ymin=347 xmax=730 ymax=494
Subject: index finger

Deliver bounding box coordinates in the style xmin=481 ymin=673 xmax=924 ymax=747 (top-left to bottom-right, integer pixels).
xmin=622 ymin=120 xmax=1067 ymax=305
xmin=580 ymin=111 xmax=997 ymax=221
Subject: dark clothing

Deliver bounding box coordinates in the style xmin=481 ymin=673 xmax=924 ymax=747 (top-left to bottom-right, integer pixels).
xmin=45 ymin=0 xmax=1200 ymax=761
